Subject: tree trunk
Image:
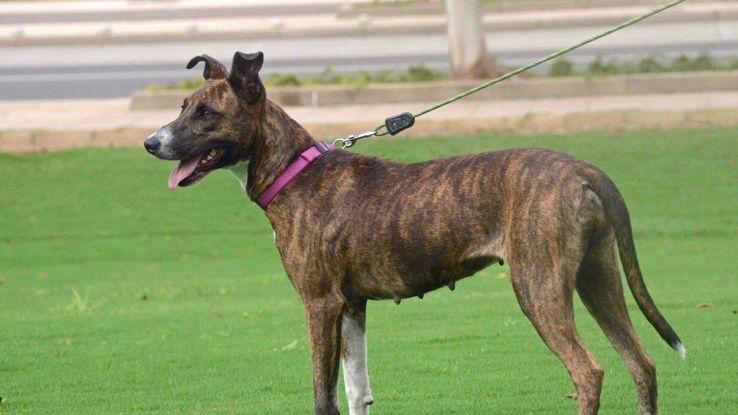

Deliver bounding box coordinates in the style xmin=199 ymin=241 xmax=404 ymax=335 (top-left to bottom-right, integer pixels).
xmin=445 ymin=0 xmax=500 ymax=79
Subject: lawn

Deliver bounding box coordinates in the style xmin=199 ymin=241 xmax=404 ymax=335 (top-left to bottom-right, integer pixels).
xmin=0 ymin=128 xmax=736 ymax=414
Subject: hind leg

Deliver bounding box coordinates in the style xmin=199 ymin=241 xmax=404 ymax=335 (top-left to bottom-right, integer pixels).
xmin=510 ymin=263 xmax=604 ymax=415
xmin=577 ymin=230 xmax=657 ymax=414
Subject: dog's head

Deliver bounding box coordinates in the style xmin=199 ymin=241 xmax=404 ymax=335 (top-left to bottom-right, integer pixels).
xmin=144 ymin=51 xmax=265 ymax=189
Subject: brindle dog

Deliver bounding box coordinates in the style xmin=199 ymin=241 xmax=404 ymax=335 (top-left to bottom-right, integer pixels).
xmin=144 ymin=51 xmax=683 ymax=415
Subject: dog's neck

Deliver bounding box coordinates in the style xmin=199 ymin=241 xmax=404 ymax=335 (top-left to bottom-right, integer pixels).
xmin=242 ymin=100 xmax=315 ymax=201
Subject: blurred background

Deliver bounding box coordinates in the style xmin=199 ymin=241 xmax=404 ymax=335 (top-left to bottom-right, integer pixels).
xmin=0 ymin=0 xmax=737 ymax=147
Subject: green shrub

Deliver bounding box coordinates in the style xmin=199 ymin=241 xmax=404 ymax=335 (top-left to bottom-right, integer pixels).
xmin=670 ymin=54 xmax=693 ymax=72
xmin=146 ymin=77 xmax=204 ymax=91
xmin=400 ymin=64 xmax=444 ymax=82
xmin=548 ymin=58 xmax=574 ymax=76
xmin=638 ymin=56 xmax=665 ymax=73
xmin=588 ymin=55 xmax=624 ymax=75
xmin=691 ymin=52 xmax=717 ymax=71
xmin=265 ymin=73 xmax=301 ymax=87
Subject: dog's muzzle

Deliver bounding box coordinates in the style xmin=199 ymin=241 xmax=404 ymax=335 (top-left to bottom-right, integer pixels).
xmin=144 ymin=135 xmax=160 ymax=154
xmin=144 ymin=125 xmax=177 ymax=159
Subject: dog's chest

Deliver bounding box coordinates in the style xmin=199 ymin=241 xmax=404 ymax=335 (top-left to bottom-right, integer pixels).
xmin=228 ymin=161 xmax=250 ymax=191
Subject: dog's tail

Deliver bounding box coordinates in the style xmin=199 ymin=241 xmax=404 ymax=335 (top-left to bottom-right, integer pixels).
xmin=585 ymin=169 xmax=685 ymax=359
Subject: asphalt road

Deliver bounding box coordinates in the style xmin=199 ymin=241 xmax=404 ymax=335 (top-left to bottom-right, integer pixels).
xmin=2 ymin=19 xmax=736 ymax=100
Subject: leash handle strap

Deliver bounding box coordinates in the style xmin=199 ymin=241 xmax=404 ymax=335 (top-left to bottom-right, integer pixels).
xmin=256 ymin=141 xmax=334 ymax=210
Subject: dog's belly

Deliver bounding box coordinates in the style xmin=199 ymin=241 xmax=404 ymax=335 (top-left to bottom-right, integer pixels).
xmin=344 ymin=237 xmax=505 ymax=301
xmin=337 ymin=155 xmax=509 ymax=301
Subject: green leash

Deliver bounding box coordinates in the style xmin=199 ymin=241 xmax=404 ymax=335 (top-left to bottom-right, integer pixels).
xmin=332 ymin=0 xmax=688 ymax=148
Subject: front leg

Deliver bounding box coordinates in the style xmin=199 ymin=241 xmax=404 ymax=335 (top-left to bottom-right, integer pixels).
xmin=342 ymin=300 xmax=374 ymax=415
xmin=304 ymin=292 xmax=346 ymax=415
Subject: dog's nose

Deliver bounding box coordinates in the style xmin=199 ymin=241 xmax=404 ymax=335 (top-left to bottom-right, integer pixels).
xmin=144 ymin=136 xmax=160 ymax=154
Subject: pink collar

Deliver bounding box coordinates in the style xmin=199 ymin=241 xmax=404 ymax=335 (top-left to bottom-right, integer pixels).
xmin=256 ymin=141 xmax=334 ymax=210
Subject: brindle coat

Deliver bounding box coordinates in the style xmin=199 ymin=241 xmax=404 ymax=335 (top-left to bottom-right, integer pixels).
xmin=144 ymin=52 xmax=683 ymax=415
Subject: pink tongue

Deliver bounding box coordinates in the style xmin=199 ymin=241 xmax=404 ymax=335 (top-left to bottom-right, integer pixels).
xmin=168 ymin=155 xmax=202 ymax=190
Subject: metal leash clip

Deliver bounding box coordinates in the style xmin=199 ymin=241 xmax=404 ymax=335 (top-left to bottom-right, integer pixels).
xmin=332 ymin=131 xmax=376 ymax=149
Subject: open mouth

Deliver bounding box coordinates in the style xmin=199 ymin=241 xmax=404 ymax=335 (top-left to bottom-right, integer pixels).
xmin=168 ymin=147 xmax=227 ymax=189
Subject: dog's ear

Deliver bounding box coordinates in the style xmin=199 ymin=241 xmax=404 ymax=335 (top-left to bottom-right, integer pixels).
xmin=228 ymin=51 xmax=264 ymax=104
xmin=186 ymin=54 xmax=228 ymax=80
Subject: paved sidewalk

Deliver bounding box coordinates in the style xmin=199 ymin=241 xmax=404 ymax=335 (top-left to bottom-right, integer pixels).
xmin=1 ymin=91 xmax=736 ymax=153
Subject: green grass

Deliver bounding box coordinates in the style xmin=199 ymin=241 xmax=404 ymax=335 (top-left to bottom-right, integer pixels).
xmin=1 ymin=128 xmax=736 ymax=414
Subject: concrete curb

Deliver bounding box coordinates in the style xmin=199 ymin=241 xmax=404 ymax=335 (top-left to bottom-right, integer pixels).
xmin=130 ymin=71 xmax=738 ymax=110
xmin=3 ymin=107 xmax=737 ymax=154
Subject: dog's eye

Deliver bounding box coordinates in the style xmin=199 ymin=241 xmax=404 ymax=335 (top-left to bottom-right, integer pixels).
xmin=197 ymin=106 xmax=215 ymax=119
